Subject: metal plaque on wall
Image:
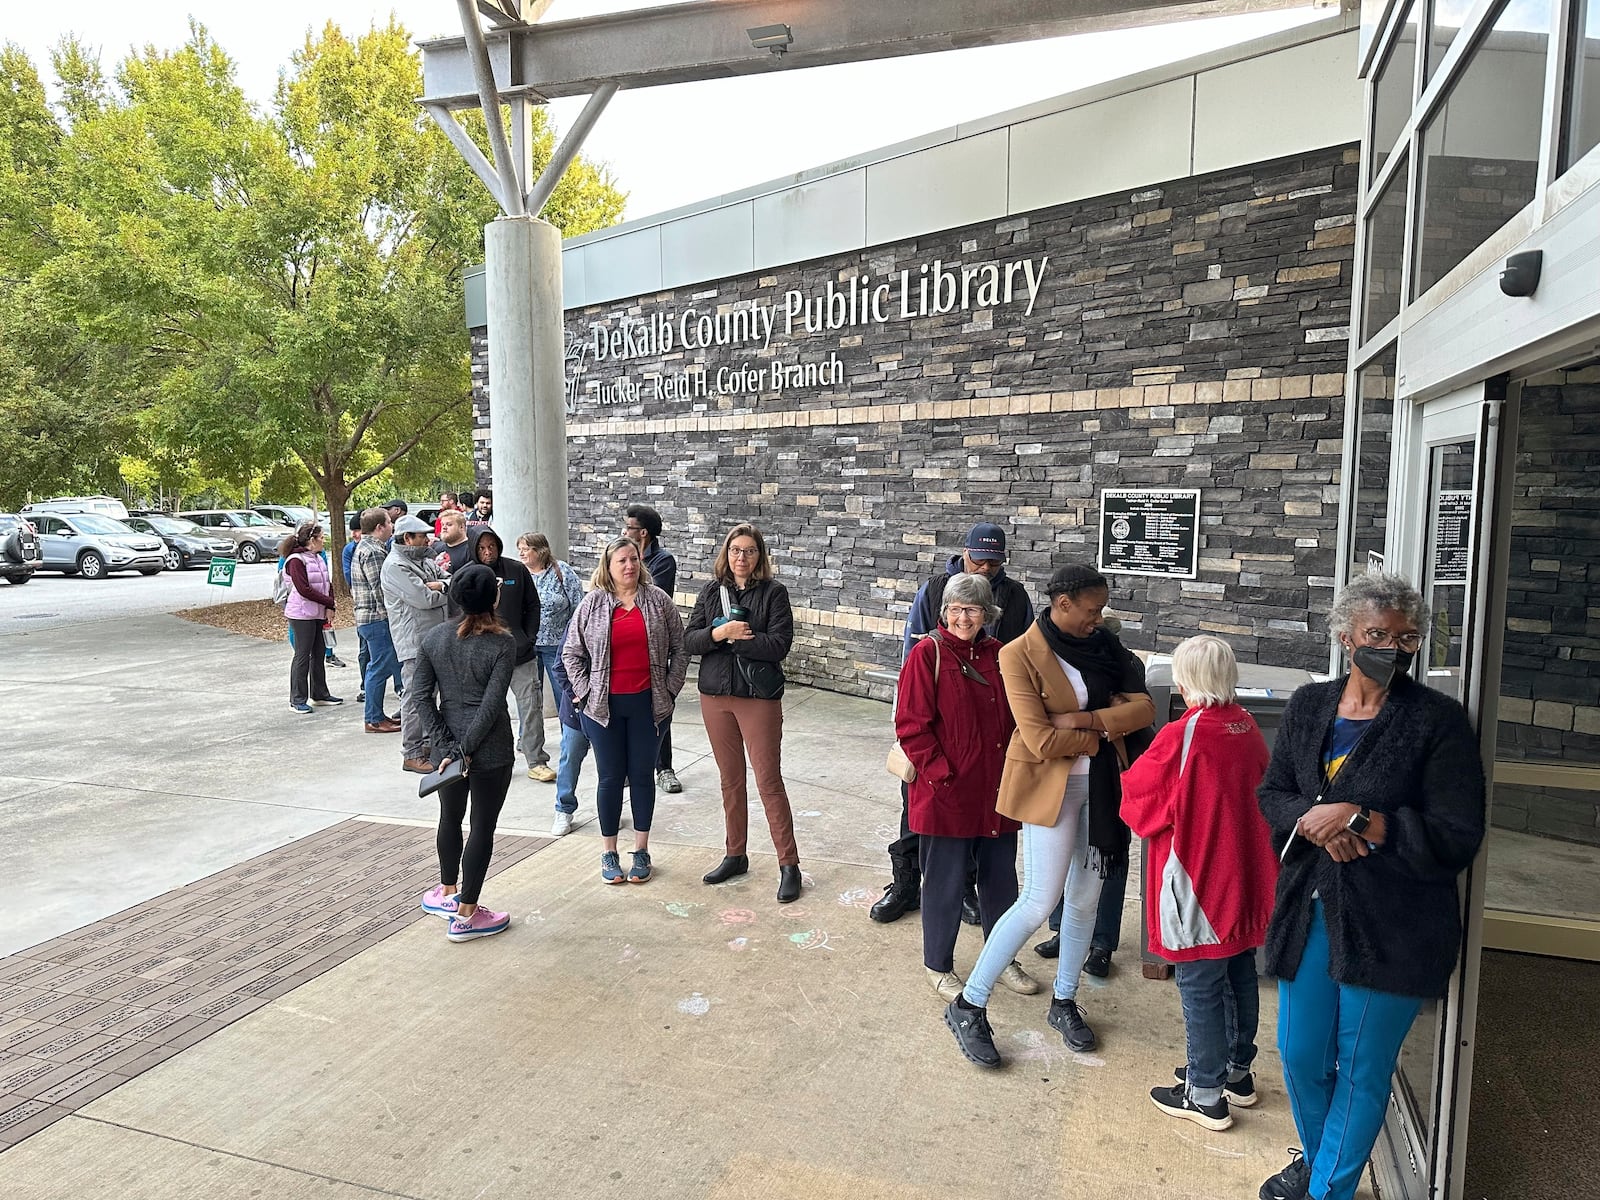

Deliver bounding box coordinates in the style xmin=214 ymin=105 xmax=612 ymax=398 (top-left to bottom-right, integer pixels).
xmin=1098 ymin=489 xmax=1201 ymax=580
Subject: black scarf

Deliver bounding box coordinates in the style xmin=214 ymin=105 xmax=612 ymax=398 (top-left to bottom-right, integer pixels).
xmin=1035 ymin=613 xmax=1142 ymax=874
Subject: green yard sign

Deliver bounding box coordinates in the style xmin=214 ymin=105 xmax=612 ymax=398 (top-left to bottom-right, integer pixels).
xmin=207 ymin=558 xmax=236 ymax=587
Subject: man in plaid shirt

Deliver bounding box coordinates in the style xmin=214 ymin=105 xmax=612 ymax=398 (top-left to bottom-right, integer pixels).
xmin=352 ymin=508 xmax=403 ymax=734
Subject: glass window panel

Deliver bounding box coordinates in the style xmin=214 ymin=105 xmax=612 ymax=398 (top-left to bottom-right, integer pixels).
xmin=1347 ymin=348 xmax=1397 ymax=575
xmin=1363 ymin=157 xmax=1409 ymax=340
xmin=1372 ymin=1 xmax=1421 ymax=181
xmin=1428 ymin=0 xmax=1477 ymax=80
xmin=1414 ymin=0 xmax=1550 ymax=298
xmin=1566 ymin=0 xmax=1600 ymax=169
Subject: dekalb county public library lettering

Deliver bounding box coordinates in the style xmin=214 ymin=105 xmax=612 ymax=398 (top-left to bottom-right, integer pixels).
xmin=467 ymin=12 xmax=1600 ymax=1200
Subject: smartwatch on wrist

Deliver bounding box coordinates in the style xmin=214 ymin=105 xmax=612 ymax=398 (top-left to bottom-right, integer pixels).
xmin=1346 ymin=807 xmax=1371 ymax=836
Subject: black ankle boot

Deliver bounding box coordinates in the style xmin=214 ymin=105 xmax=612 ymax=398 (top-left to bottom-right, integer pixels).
xmin=702 ymin=855 xmax=749 ymax=884
xmin=869 ymin=879 xmax=920 ymax=923
xmin=777 ymin=864 xmax=802 ymax=903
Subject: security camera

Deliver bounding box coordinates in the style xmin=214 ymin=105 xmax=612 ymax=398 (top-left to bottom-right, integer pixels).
xmin=748 ymin=24 xmax=793 ymax=55
xmin=1499 ymin=250 xmax=1543 ymax=298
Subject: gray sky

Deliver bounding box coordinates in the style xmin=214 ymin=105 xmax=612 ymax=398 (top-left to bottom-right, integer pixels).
xmin=5 ymin=2 xmax=1328 ymax=220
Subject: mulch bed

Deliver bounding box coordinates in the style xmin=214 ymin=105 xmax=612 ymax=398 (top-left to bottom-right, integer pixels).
xmin=175 ymin=599 xmax=355 ymax=643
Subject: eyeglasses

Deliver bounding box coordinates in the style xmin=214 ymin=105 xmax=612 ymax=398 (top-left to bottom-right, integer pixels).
xmin=946 ymin=605 xmax=986 ymax=619
xmin=1360 ymin=628 xmax=1423 ymax=652
xmin=727 ymin=546 xmax=759 ymax=558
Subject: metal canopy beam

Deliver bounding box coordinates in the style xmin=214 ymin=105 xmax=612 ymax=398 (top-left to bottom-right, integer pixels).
xmin=420 ymin=0 xmax=1309 ymax=108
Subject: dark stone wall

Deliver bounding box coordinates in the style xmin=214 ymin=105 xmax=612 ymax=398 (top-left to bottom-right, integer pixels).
xmin=1493 ymin=378 xmax=1600 ymax=845
xmin=472 ymin=145 xmax=1361 ymax=700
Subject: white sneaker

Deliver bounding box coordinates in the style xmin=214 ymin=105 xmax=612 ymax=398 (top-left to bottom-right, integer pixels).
xmin=550 ymin=811 xmax=574 ymax=837
xmin=927 ymin=968 xmax=965 ymax=1003
xmin=998 ymin=960 xmax=1042 ymax=995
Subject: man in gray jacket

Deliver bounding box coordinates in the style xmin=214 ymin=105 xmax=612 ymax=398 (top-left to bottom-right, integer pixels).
xmin=382 ymin=515 xmax=450 ymax=772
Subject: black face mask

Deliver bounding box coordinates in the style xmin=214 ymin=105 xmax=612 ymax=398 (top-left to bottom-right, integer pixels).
xmin=1351 ymin=645 xmax=1415 ymax=689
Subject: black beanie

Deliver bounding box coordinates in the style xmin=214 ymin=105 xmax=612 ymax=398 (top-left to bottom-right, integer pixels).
xmin=450 ymin=563 xmax=499 ymax=615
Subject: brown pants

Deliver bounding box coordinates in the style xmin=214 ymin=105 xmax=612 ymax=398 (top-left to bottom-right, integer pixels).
xmin=700 ymin=693 xmax=799 ymax=865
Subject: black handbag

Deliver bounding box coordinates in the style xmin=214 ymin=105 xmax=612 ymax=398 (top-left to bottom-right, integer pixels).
xmin=721 ymin=586 xmax=786 ymax=700
xmin=417 ymin=757 xmax=467 ymax=798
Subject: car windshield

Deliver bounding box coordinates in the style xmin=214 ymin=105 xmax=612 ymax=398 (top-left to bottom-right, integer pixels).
xmin=151 ymin=517 xmax=205 ymax=535
xmin=73 ymin=514 xmax=135 ymax=535
xmin=238 ymin=512 xmax=276 ymax=527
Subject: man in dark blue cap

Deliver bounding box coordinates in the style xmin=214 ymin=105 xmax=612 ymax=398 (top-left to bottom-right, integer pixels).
xmin=872 ymin=522 xmax=1034 ymax=925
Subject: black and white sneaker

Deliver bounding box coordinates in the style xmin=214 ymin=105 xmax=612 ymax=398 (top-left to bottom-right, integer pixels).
xmin=1175 ymin=1065 xmax=1258 ymax=1108
xmin=1259 ymin=1149 xmax=1311 ymax=1200
xmin=944 ymin=997 xmax=1002 ymax=1069
xmin=1046 ymin=996 xmax=1096 ymax=1052
xmin=1149 ymin=1082 xmax=1233 ymax=1131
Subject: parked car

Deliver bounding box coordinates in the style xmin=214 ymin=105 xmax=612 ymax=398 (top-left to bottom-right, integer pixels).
xmin=21 ymin=495 xmax=131 ymax=520
xmin=177 ymin=510 xmax=292 ymax=564
xmin=123 ymin=514 xmax=237 ymax=572
xmin=30 ymin=512 xmax=165 ymax=579
xmin=251 ymin=504 xmax=316 ymax=528
xmin=0 ymin=513 xmax=43 ymax=585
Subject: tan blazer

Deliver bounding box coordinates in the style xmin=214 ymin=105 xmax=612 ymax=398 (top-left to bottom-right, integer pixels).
xmin=995 ymin=623 xmax=1157 ymax=827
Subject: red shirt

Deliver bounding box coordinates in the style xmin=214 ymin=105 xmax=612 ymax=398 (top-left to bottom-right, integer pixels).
xmin=609 ymin=604 xmax=651 ymax=694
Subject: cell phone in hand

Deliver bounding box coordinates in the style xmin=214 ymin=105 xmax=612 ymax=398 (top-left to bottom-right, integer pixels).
xmin=728 ymin=605 xmax=749 ymax=622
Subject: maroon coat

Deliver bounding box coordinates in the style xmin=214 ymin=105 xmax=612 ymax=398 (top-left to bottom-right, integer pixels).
xmin=894 ymin=626 xmax=1019 ymax=839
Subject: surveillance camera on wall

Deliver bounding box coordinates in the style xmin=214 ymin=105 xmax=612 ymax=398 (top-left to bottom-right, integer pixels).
xmin=748 ymin=24 xmax=793 ymax=55
xmin=1499 ymin=250 xmax=1543 ymax=298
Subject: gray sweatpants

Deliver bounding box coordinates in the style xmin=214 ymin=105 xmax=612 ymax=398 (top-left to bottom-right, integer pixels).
xmin=508 ymin=657 xmax=547 ymax=767
xmin=399 ymin=656 xmax=427 ymax=760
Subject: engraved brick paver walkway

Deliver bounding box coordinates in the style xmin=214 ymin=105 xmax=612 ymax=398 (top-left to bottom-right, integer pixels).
xmin=0 ymin=819 xmax=548 ymax=1149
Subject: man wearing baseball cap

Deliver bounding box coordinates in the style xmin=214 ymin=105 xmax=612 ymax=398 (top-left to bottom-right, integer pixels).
xmin=872 ymin=522 xmax=1035 ymax=926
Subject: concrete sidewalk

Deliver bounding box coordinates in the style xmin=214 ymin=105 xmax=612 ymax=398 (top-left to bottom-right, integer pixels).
xmin=0 ymin=614 xmax=1355 ymax=1198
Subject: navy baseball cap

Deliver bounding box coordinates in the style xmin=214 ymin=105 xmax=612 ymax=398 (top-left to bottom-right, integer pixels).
xmin=964 ymin=522 xmax=1006 ymax=561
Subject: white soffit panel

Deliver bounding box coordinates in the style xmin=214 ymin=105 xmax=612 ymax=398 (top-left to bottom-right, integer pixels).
xmin=1192 ymin=33 xmax=1361 ymax=175
xmin=562 ymin=246 xmax=588 ymax=309
xmin=661 ymin=201 xmax=755 ymax=289
xmin=865 ymin=128 xmax=1009 ymax=247
xmin=1008 ymin=79 xmax=1194 ymax=215
xmin=582 ymin=225 xmax=663 ymax=303
xmin=753 ymin=169 xmax=868 ymax=270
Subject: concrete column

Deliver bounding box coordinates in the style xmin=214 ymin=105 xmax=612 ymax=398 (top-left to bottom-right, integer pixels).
xmin=484 ymin=215 xmax=568 ymax=561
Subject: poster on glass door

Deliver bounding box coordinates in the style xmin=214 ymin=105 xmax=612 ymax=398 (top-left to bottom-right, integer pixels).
xmin=1432 ymin=490 xmax=1471 ymax=585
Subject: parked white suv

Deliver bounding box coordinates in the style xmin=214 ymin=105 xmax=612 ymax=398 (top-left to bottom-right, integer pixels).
xmin=21 ymin=495 xmax=131 ymax=520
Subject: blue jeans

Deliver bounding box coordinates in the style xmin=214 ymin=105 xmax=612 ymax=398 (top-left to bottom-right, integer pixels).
xmin=580 ymin=690 xmax=662 ymax=838
xmin=964 ymin=776 xmax=1104 ymax=1007
xmin=1174 ymin=950 xmax=1260 ymax=1105
xmin=1279 ymin=900 xmax=1423 ymax=1200
xmin=358 ymin=620 xmax=402 ymax=726
xmin=1047 ymin=851 xmax=1128 ymax=951
xmin=555 ymin=723 xmax=591 ymax=815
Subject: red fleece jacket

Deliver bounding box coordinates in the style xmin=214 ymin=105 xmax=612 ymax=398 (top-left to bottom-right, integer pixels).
xmin=1120 ymin=703 xmax=1276 ymax=962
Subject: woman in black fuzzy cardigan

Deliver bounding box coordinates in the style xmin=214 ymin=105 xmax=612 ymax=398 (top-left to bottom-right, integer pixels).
xmin=1255 ymin=573 xmax=1484 ymax=1200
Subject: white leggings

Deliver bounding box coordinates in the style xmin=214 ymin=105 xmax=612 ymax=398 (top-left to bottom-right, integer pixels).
xmin=963 ymin=776 xmax=1105 ymax=1006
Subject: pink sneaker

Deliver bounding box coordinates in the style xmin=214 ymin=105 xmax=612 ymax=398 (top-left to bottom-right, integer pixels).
xmin=446 ymin=907 xmax=510 ymax=942
xmin=421 ymin=886 xmax=460 ymax=920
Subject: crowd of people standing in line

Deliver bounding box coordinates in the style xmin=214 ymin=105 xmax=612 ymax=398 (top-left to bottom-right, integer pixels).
xmin=278 ymin=502 xmax=1486 ymax=1200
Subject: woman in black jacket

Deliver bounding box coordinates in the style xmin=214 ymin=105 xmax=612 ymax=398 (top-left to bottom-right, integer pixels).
xmin=684 ymin=523 xmax=802 ymax=903
xmin=413 ymin=565 xmax=518 ymax=943
xmin=1256 ymin=572 xmax=1485 ymax=1200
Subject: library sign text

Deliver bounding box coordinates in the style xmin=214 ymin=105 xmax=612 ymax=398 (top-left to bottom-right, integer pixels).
xmin=566 ymin=254 xmax=1051 ymax=409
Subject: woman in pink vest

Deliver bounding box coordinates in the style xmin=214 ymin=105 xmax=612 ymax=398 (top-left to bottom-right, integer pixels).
xmin=281 ymin=521 xmax=344 ymax=716
xmin=1120 ymin=634 xmax=1274 ymax=1133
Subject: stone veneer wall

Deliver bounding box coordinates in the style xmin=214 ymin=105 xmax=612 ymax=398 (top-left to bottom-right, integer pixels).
xmin=1493 ymin=377 xmax=1600 ymax=845
xmin=471 ymin=145 xmax=1360 ymax=700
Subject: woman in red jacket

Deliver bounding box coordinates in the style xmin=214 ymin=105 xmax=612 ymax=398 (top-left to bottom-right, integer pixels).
xmin=1121 ymin=635 xmax=1275 ymax=1132
xmin=894 ymin=573 xmax=1033 ymax=1002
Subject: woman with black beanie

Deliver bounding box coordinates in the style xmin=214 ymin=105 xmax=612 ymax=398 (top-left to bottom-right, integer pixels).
xmin=944 ymin=564 xmax=1155 ymax=1068
xmin=413 ymin=563 xmax=518 ymax=942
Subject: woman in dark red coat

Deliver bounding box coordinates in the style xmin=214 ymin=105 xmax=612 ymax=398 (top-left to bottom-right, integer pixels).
xmin=894 ymin=573 xmax=1031 ymax=1002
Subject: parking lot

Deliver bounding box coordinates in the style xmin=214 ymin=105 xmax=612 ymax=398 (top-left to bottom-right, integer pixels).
xmin=0 ymin=560 xmax=276 ymax=633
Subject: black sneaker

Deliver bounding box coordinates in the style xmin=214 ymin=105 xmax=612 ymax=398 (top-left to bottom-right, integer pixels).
xmin=1034 ymin=933 xmax=1060 ymax=958
xmin=960 ymin=885 xmax=981 ymax=926
xmin=1083 ymin=945 xmax=1112 ymax=977
xmin=1175 ymin=1065 xmax=1258 ymax=1108
xmin=1150 ymin=1082 xmax=1232 ymax=1130
xmin=1046 ymin=996 xmax=1096 ymax=1052
xmin=944 ymin=997 xmax=1001 ymax=1068
xmin=1259 ymin=1149 xmax=1311 ymax=1200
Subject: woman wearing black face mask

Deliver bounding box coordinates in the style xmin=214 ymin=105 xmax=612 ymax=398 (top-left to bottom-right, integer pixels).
xmin=1254 ymin=573 xmax=1485 ymax=1200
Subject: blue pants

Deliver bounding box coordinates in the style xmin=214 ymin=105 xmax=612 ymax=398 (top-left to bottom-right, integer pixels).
xmin=1174 ymin=950 xmax=1260 ymax=1105
xmin=358 ymin=620 xmax=402 ymax=726
xmin=1047 ymin=851 xmax=1127 ymax=951
xmin=555 ymin=723 xmax=591 ymax=815
xmin=580 ymin=690 xmax=661 ymax=838
xmin=1278 ymin=900 xmax=1422 ymax=1200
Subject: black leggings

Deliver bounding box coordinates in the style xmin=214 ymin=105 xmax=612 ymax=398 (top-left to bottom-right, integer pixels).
xmin=435 ymin=763 xmax=514 ymax=905
xmin=287 ymin=617 xmax=329 ymax=706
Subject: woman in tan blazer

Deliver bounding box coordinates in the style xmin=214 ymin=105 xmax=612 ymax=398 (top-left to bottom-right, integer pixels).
xmin=945 ymin=564 xmax=1155 ymax=1069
